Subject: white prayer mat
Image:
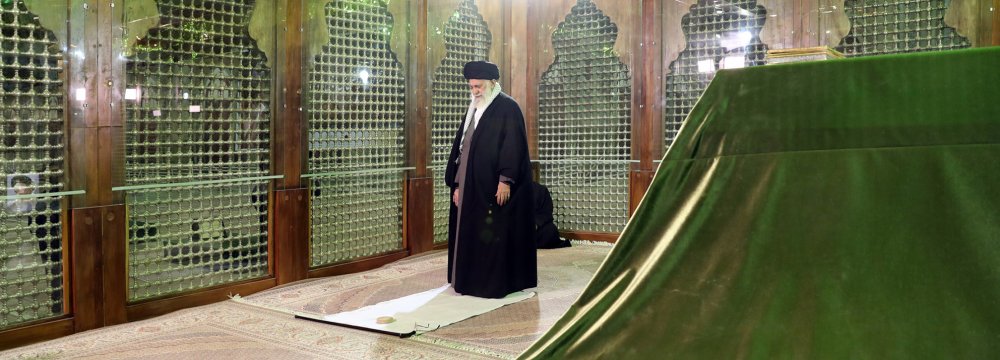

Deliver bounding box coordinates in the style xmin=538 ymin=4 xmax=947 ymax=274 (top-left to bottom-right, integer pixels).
xmin=296 ymin=285 xmax=535 ymax=337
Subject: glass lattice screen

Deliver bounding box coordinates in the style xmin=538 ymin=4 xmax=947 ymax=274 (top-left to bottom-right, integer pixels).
xmin=663 ymin=1 xmax=768 ymax=149
xmin=307 ymin=0 xmax=405 ymax=266
xmin=538 ymin=0 xmax=631 ymax=234
xmin=430 ymin=0 xmax=491 ymax=245
xmin=0 ymin=0 xmax=66 ymax=329
xmin=837 ymin=0 xmax=971 ymax=57
xmin=123 ymin=0 xmax=271 ymax=302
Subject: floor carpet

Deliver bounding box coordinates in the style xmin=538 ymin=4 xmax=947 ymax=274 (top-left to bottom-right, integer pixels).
xmin=240 ymin=244 xmax=611 ymax=358
xmin=0 ymin=244 xmax=611 ymax=359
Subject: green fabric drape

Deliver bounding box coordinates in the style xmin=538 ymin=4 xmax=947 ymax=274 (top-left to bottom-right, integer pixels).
xmin=521 ymin=47 xmax=1000 ymax=359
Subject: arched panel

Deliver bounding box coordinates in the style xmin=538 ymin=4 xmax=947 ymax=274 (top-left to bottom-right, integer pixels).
xmin=538 ymin=0 xmax=632 ymax=235
xmin=306 ymin=0 xmax=406 ymax=266
xmin=662 ymin=1 xmax=769 ymax=149
xmin=0 ymin=0 xmax=67 ymax=329
xmin=837 ymin=0 xmax=971 ymax=56
xmin=123 ymin=0 xmax=273 ymax=302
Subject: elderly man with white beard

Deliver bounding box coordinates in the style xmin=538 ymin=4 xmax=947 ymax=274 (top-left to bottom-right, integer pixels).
xmin=444 ymin=61 xmax=537 ymax=299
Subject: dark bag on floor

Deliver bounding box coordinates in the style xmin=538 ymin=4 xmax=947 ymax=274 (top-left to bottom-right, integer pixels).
xmin=533 ymin=182 xmax=570 ymax=249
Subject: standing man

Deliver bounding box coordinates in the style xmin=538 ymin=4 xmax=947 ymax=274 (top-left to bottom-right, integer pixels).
xmin=445 ymin=61 xmax=536 ymax=299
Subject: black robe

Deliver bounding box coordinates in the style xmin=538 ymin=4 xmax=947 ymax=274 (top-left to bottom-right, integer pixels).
xmin=445 ymin=92 xmax=537 ymax=298
xmin=532 ymin=182 xmax=570 ymax=249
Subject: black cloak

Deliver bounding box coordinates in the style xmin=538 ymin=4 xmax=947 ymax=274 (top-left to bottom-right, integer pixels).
xmin=532 ymin=182 xmax=570 ymax=249
xmin=445 ymin=92 xmax=537 ymax=298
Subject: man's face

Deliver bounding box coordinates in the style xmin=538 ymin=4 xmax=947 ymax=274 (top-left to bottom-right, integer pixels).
xmin=468 ymin=79 xmax=489 ymax=99
xmin=13 ymin=182 xmax=32 ymax=196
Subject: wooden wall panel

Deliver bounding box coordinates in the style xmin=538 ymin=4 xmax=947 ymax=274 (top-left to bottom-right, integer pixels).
xmin=535 ymin=0 xmax=577 ymax=79
xmin=100 ymin=205 xmax=127 ymax=326
xmin=405 ymin=177 xmax=435 ymax=254
xmin=640 ymin=0 xmax=662 ymax=168
xmin=125 ymin=279 xmax=276 ymax=322
xmin=427 ymin=0 xmax=462 ymax=83
xmin=559 ymin=231 xmax=619 ymax=243
xmin=946 ymin=0 xmax=989 ymax=46
xmin=662 ymin=0 xmax=695 ymax=78
xmin=409 ymin=0 xmax=431 ymax=177
xmin=273 ymin=188 xmax=309 ymax=285
xmin=629 ymin=170 xmax=656 ymax=215
xmin=70 ymin=207 xmax=104 ymax=332
xmin=0 ymin=319 xmax=74 ymax=350
xmin=593 ymin=0 xmax=640 ymax=66
xmin=760 ymin=0 xmax=797 ymax=49
xmin=307 ymin=251 xmax=410 ymax=279
xmin=477 ymin=0 xmax=507 ymax=74
xmin=994 ymin=0 xmax=1000 ymax=45
xmin=508 ymin=0 xmax=530 ymax=106
xmin=275 ymin=0 xmax=304 ymax=189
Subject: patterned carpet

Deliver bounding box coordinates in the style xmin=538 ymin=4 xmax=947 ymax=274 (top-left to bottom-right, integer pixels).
xmin=0 ymin=244 xmax=610 ymax=359
xmin=241 ymin=245 xmax=611 ymax=358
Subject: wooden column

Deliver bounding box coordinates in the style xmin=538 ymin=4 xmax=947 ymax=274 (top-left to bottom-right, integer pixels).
xmin=628 ymin=0 xmax=660 ymax=215
xmin=273 ymin=189 xmax=309 ymax=285
xmin=271 ymin=0 xmax=310 ymax=285
xmin=406 ymin=0 xmax=434 ymax=255
xmin=65 ymin=0 xmax=128 ymax=332
xmin=275 ymin=0 xmax=305 ymax=189
xmin=70 ymin=207 xmax=103 ymax=332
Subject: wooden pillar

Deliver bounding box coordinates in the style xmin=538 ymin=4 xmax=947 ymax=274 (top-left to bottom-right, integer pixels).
xmin=405 ymin=0 xmax=434 ymax=255
xmin=70 ymin=207 xmax=103 ymax=331
xmin=65 ymin=0 xmax=128 ymax=331
xmin=629 ymin=0 xmax=660 ymax=215
xmin=271 ymin=0 xmax=310 ymax=285
xmin=273 ymin=188 xmax=309 ymax=285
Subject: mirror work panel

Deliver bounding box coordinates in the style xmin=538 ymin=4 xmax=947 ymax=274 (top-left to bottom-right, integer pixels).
xmin=122 ymin=0 xmax=272 ymax=302
xmin=663 ymin=1 xmax=769 ymax=150
xmin=306 ymin=0 xmax=406 ymax=267
xmin=538 ymin=0 xmax=632 ymax=235
xmin=837 ymin=0 xmax=971 ymax=56
xmin=663 ymin=0 xmax=977 ymax=152
xmin=0 ymin=0 xmax=67 ymax=329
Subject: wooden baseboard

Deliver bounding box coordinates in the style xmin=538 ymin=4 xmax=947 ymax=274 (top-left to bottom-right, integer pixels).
xmin=125 ymin=278 xmax=277 ymax=322
xmin=307 ymin=250 xmax=410 ymax=279
xmin=0 ymin=318 xmax=74 ymax=351
xmin=559 ymin=230 xmax=620 ymax=243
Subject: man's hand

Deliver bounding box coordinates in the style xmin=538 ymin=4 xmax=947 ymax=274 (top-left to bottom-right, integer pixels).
xmin=496 ymin=182 xmax=511 ymax=206
xmin=453 ymin=188 xmax=460 ymax=206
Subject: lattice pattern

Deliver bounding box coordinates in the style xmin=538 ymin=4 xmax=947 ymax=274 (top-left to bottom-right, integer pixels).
xmin=127 ymin=181 xmax=268 ymax=301
xmin=310 ymin=173 xmax=402 ymax=264
xmin=0 ymin=0 xmax=65 ymax=329
xmin=837 ymin=0 xmax=970 ymax=56
xmin=308 ymin=0 xmax=405 ymax=266
xmin=124 ymin=0 xmax=271 ymax=301
xmin=538 ymin=0 xmax=631 ymax=234
xmin=663 ymin=1 xmax=768 ymax=149
xmin=430 ymin=0 xmax=491 ymax=245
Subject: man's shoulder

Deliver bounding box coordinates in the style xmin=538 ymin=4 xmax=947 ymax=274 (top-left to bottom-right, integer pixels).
xmin=493 ymin=92 xmax=521 ymax=110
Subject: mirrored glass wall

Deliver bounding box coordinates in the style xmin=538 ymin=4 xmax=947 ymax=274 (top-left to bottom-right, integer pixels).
xmin=306 ymin=0 xmax=406 ymax=267
xmin=121 ymin=0 xmax=272 ymax=301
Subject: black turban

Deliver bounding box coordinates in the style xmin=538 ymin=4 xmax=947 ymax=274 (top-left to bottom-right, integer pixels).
xmin=463 ymin=61 xmax=500 ymax=80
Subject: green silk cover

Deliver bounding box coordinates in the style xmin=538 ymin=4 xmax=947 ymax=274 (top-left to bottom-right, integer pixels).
xmin=521 ymin=47 xmax=1000 ymax=359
